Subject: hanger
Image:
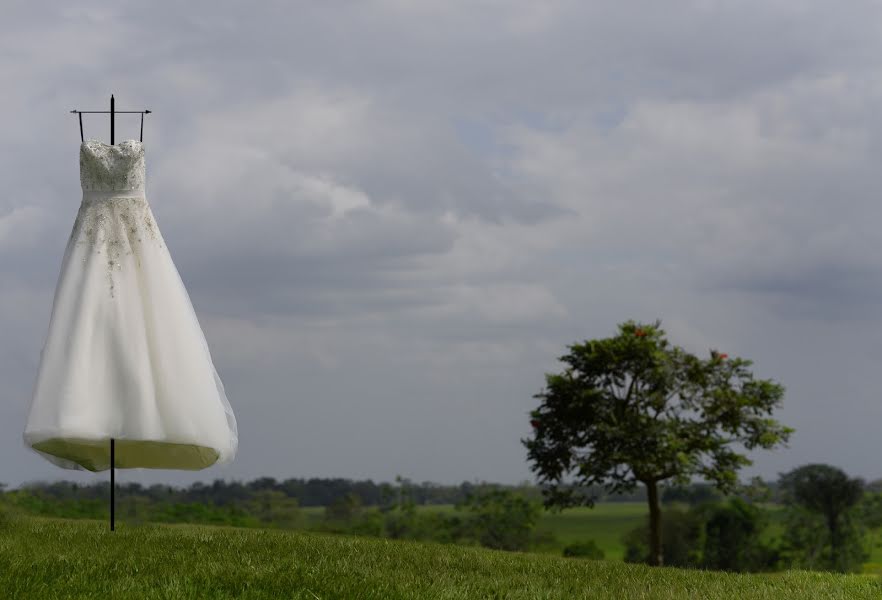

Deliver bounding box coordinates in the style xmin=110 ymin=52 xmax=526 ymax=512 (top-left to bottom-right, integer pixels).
xmin=70 ymin=94 xmax=151 ymax=144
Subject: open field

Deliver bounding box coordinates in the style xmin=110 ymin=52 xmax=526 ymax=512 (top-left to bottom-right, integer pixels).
xmin=2 ymin=515 xmax=882 ymax=599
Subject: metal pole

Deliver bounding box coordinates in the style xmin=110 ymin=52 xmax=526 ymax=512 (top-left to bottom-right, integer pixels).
xmin=110 ymin=95 xmax=115 ymax=145
xmin=109 ymin=94 xmax=115 ymax=529
xmin=110 ymin=438 xmax=115 ymax=531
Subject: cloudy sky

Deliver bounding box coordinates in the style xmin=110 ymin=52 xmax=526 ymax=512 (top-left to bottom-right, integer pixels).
xmin=2 ymin=1 xmax=882 ymax=489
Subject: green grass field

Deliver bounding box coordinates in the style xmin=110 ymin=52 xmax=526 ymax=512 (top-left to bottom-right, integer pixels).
xmin=2 ymin=514 xmax=881 ymax=599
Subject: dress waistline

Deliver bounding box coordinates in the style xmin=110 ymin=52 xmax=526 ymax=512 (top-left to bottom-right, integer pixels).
xmin=82 ymin=189 xmax=146 ymax=201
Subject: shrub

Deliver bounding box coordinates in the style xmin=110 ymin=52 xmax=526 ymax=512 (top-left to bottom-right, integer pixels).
xmin=456 ymin=488 xmax=541 ymax=551
xmin=562 ymin=540 xmax=605 ymax=560
xmin=701 ymin=497 xmax=779 ymax=572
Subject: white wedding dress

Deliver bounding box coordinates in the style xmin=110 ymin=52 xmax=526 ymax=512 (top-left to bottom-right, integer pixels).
xmin=23 ymin=139 xmax=237 ymax=471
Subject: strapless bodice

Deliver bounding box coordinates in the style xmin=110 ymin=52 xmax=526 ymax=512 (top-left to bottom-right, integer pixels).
xmin=80 ymin=139 xmax=145 ymax=193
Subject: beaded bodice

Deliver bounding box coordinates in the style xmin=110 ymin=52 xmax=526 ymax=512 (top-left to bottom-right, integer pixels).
xmin=71 ymin=140 xmax=162 ymax=298
xmin=80 ymin=140 xmax=145 ymax=193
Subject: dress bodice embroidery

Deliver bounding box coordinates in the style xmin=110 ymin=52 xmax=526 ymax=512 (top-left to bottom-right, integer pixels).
xmin=80 ymin=139 xmax=145 ymax=193
xmin=72 ymin=140 xmax=161 ymax=298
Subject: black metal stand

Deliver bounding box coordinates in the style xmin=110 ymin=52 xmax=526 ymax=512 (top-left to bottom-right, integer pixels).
xmin=110 ymin=94 xmax=115 ymax=533
xmin=110 ymin=438 xmax=115 ymax=531
xmin=68 ymin=95 xmax=153 ymax=531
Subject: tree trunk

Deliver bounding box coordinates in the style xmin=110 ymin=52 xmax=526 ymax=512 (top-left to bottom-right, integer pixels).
xmin=827 ymin=512 xmax=839 ymax=571
xmin=646 ymin=480 xmax=663 ymax=567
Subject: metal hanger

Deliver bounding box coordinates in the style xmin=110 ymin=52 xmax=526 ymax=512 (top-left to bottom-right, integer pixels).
xmin=70 ymin=94 xmax=151 ymax=144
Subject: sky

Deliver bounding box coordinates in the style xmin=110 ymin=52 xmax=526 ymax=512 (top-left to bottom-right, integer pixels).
xmin=2 ymin=1 xmax=882 ymax=489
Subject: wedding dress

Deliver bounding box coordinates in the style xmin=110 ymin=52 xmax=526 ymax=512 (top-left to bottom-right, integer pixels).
xmin=23 ymin=139 xmax=237 ymax=471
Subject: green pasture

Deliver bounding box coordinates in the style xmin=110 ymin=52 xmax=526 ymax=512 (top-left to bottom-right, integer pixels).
xmin=302 ymin=502 xmax=647 ymax=559
xmin=2 ymin=515 xmax=882 ymax=599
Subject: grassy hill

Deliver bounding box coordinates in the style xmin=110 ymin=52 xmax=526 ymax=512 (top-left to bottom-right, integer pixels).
xmin=2 ymin=515 xmax=881 ymax=599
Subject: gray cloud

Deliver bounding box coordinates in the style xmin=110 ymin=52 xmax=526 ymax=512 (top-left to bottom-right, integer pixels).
xmin=2 ymin=1 xmax=882 ymax=488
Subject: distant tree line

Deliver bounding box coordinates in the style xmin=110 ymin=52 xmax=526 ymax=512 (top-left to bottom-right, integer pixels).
xmin=5 ymin=476 xmax=882 ymax=514
xmin=5 ymin=470 xmax=882 ymax=572
xmin=0 ymin=478 xmax=549 ymax=553
xmin=0 ymin=475 xmax=663 ymax=509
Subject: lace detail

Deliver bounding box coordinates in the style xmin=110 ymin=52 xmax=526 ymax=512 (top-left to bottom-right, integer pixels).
xmin=70 ymin=197 xmax=164 ymax=298
xmin=74 ymin=140 xmax=160 ymax=297
xmin=80 ymin=140 xmax=145 ymax=192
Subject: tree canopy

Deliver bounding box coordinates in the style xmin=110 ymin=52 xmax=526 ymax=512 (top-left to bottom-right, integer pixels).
xmin=779 ymin=464 xmax=867 ymax=572
xmin=523 ymin=320 xmax=793 ymax=565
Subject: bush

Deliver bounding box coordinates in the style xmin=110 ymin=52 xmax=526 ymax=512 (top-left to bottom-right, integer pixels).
xmin=562 ymin=540 xmax=605 ymax=560
xmin=324 ymin=492 xmax=364 ymax=524
xmin=456 ymin=488 xmax=541 ymax=551
xmin=348 ymin=508 xmax=384 ymax=537
xmin=701 ymin=498 xmax=779 ymax=572
xmin=780 ymin=506 xmax=868 ymax=573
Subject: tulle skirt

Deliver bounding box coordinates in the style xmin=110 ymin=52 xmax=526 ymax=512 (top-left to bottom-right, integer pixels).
xmin=23 ymin=191 xmax=237 ymax=471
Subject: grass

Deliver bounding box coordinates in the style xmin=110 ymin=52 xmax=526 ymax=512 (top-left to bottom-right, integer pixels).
xmin=2 ymin=514 xmax=882 ymax=599
xmin=532 ymin=502 xmax=647 ymax=559
xmin=314 ymin=501 xmax=648 ymax=559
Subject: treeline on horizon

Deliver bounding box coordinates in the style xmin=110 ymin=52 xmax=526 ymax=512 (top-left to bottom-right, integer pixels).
xmin=7 ymin=471 xmax=882 ymax=573
xmin=8 ymin=475 xmax=882 ymax=508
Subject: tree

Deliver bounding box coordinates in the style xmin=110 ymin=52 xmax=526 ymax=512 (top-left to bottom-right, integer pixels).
xmin=324 ymin=492 xmax=364 ymax=524
xmin=523 ymin=320 xmax=792 ymax=566
xmin=858 ymin=492 xmax=882 ymax=529
xmin=778 ymin=464 xmax=867 ymax=572
xmin=456 ymin=487 xmax=542 ymax=551
xmin=701 ymin=497 xmax=778 ymax=572
xmin=247 ymin=490 xmax=303 ymax=528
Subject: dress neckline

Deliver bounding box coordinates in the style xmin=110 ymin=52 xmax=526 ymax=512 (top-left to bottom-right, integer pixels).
xmin=82 ymin=139 xmax=143 ymax=148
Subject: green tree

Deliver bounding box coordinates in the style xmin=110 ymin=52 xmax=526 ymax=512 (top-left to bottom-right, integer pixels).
xmin=779 ymin=464 xmax=867 ymax=572
xmin=562 ymin=539 xmax=605 ymax=560
xmin=324 ymin=492 xmax=364 ymax=524
xmin=382 ymin=497 xmax=418 ymax=539
xmin=701 ymin=498 xmax=778 ymax=572
xmin=858 ymin=492 xmax=882 ymax=529
xmin=456 ymin=487 xmax=541 ymax=551
xmin=523 ymin=320 xmax=792 ymax=566
xmin=246 ymin=490 xmax=303 ymax=528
